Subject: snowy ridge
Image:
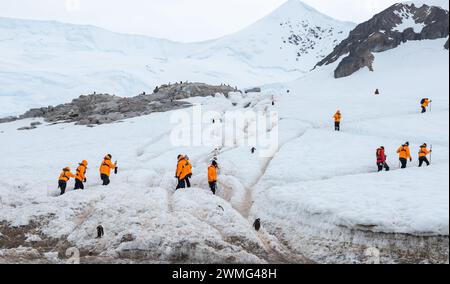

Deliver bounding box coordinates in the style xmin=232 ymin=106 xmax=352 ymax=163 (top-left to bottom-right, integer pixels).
xmin=0 ymin=0 xmax=353 ymax=116
xmin=404 ymin=0 xmax=450 ymax=10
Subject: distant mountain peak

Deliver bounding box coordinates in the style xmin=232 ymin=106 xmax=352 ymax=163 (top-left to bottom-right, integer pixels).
xmin=316 ymin=1 xmax=449 ymax=78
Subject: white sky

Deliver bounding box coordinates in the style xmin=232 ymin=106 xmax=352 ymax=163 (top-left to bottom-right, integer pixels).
xmin=0 ymin=0 xmax=411 ymax=42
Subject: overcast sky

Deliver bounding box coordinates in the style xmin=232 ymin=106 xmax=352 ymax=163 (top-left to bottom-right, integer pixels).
xmin=0 ymin=0 xmax=410 ymax=42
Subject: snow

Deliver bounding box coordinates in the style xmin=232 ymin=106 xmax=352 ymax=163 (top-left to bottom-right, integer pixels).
xmin=0 ymin=1 xmax=354 ymax=117
xmin=0 ymin=11 xmax=448 ymax=263
xmin=393 ymin=7 xmax=427 ymax=33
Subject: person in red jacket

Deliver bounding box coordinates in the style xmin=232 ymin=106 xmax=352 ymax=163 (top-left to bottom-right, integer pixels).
xmin=376 ymin=146 xmax=390 ymax=172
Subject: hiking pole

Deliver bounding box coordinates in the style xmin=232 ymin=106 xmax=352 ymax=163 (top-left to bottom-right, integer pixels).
xmin=430 ymin=145 xmax=433 ymax=164
xmin=115 ymin=161 xmax=118 ymax=175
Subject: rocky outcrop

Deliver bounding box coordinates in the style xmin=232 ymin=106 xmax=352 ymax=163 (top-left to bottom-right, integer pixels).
xmin=244 ymin=87 xmax=262 ymax=94
xmin=334 ymin=50 xmax=375 ymax=78
xmin=316 ymin=3 xmax=449 ymax=78
xmin=445 ymin=39 xmax=449 ymax=49
xmin=2 ymin=83 xmax=238 ymax=126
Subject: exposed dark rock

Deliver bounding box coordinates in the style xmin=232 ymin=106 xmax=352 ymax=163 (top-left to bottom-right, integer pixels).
xmin=0 ymin=116 xmax=18 ymax=124
xmin=120 ymin=234 xmax=136 ymax=243
xmin=334 ymin=50 xmax=375 ymax=78
xmin=245 ymin=87 xmax=262 ymax=93
xmin=445 ymin=39 xmax=449 ymax=49
xmin=1 ymin=83 xmax=239 ymax=126
xmin=316 ymin=3 xmax=449 ymax=78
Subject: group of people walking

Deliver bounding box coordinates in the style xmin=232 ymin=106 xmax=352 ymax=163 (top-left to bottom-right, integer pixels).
xmin=334 ymin=97 xmax=434 ymax=172
xmin=376 ymin=143 xmax=432 ymax=172
xmin=332 ymin=97 xmax=434 ymax=172
xmin=56 ymin=97 xmax=434 ymax=196
xmin=58 ymin=154 xmax=117 ymax=195
xmin=175 ymin=155 xmax=219 ymax=195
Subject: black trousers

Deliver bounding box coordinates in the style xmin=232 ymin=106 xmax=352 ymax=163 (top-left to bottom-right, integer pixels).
xmin=58 ymin=180 xmax=67 ymax=195
xmin=185 ymin=176 xmax=191 ymax=188
xmin=74 ymin=179 xmax=84 ymax=190
xmin=419 ymin=157 xmax=430 ymax=167
xmin=176 ymin=178 xmax=186 ymax=190
xmin=209 ymin=182 xmax=217 ymax=195
xmin=335 ymin=122 xmax=340 ymax=131
xmin=421 ymin=106 xmax=427 ymax=113
xmin=101 ymin=174 xmax=110 ymax=186
xmin=399 ymin=158 xmax=407 ymax=169
xmin=377 ymin=162 xmax=390 ymax=172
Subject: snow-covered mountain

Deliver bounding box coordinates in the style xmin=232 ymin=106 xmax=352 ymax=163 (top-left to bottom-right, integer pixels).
xmin=189 ymin=0 xmax=354 ymax=75
xmin=316 ymin=1 xmax=449 ymax=78
xmin=0 ymin=0 xmax=354 ymax=116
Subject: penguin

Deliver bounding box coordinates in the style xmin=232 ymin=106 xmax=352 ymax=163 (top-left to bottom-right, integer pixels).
xmin=253 ymin=219 xmax=261 ymax=232
xmin=96 ymin=225 xmax=104 ymax=239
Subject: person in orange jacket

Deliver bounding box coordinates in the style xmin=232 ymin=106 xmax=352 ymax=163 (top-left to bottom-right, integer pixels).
xmin=74 ymin=160 xmax=88 ymax=190
xmin=208 ymin=160 xmax=219 ymax=195
xmin=421 ymin=98 xmax=431 ymax=113
xmin=333 ymin=110 xmax=342 ymax=131
xmin=100 ymin=154 xmax=116 ymax=186
xmin=58 ymin=167 xmax=76 ymax=195
xmin=175 ymin=155 xmax=190 ymax=190
xmin=397 ymin=142 xmax=412 ymax=169
xmin=418 ymin=143 xmax=432 ymax=167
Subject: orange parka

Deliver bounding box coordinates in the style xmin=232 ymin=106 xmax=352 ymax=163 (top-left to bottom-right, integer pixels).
xmin=175 ymin=156 xmax=190 ymax=180
xmin=397 ymin=145 xmax=411 ymax=159
xmin=419 ymin=146 xmax=431 ymax=157
xmin=100 ymin=156 xmax=116 ymax=177
xmin=59 ymin=167 xmax=75 ymax=182
xmin=76 ymin=160 xmax=88 ymax=181
xmin=333 ymin=112 xmax=342 ymax=122
xmin=208 ymin=165 xmax=218 ymax=183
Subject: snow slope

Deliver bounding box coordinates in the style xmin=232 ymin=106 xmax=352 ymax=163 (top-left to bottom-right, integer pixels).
xmin=0 ymin=37 xmax=448 ymax=263
xmin=0 ymin=0 xmax=353 ymax=116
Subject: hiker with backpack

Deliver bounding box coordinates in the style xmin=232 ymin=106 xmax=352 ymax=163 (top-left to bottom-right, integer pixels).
xmin=397 ymin=142 xmax=412 ymax=169
xmin=208 ymin=160 xmax=219 ymax=195
xmin=418 ymin=144 xmax=432 ymax=167
xmin=100 ymin=154 xmax=117 ymax=186
xmin=376 ymin=147 xmax=390 ymax=172
xmin=175 ymin=155 xmax=190 ymax=190
xmin=74 ymin=160 xmax=88 ymax=190
xmin=58 ymin=167 xmax=76 ymax=195
xmin=333 ymin=110 xmax=342 ymax=131
xmin=421 ymin=98 xmax=432 ymax=113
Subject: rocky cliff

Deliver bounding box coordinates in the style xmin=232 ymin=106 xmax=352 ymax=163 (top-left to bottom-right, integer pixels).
xmin=316 ymin=3 xmax=449 ymax=78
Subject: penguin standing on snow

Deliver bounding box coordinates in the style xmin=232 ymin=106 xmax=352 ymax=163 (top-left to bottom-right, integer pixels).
xmin=96 ymin=225 xmax=104 ymax=239
xmin=253 ymin=219 xmax=261 ymax=232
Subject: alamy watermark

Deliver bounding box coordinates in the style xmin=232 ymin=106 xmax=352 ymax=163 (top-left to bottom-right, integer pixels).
xmin=170 ymin=105 xmax=279 ymax=158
